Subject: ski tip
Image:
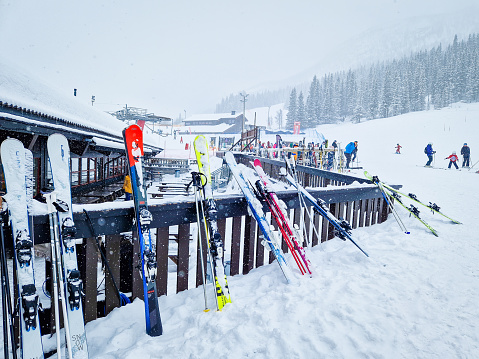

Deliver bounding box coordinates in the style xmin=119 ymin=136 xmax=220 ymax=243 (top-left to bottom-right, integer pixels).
xmin=253 ymin=158 xmax=261 ymax=167
xmin=405 ymin=231 xmax=410 ymax=235
xmin=203 ymin=309 xmax=211 ymax=312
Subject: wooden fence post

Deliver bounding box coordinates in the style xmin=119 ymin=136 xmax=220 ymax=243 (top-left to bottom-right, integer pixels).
xmin=156 ymin=227 xmax=169 ymax=297
xmin=177 ymin=223 xmax=190 ymax=293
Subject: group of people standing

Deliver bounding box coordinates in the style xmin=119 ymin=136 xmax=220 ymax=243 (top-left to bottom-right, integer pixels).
xmin=424 ymin=143 xmax=471 ymax=169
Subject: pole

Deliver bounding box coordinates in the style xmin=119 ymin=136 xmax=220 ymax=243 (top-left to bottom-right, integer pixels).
xmin=0 ymin=211 xmax=18 ymax=359
xmin=192 ymin=173 xmax=209 ymax=312
xmin=240 ymin=92 xmax=248 ymax=150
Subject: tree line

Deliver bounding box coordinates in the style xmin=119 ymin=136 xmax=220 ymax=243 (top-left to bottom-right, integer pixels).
xmin=286 ymin=34 xmax=479 ymax=130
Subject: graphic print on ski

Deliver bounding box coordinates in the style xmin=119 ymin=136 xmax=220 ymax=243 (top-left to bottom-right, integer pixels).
xmin=47 ymin=134 xmax=90 ymax=358
xmin=364 ymin=171 xmax=438 ymax=237
xmin=224 ymin=152 xmax=294 ymax=283
xmin=123 ymin=124 xmax=163 ymax=336
xmin=282 ymin=160 xmax=369 ymax=257
xmin=253 ymin=159 xmax=313 ymax=276
xmin=193 ymin=135 xmax=231 ymax=310
xmin=1 ymin=139 xmax=44 ymax=359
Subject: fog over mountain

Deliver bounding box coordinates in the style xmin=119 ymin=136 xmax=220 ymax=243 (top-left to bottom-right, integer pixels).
xmin=1 ymin=1 xmax=478 ymax=118
xmin=240 ymin=7 xmax=479 ymax=108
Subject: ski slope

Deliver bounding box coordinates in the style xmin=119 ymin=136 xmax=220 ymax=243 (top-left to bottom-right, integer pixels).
xmin=78 ymin=103 xmax=479 ymax=359
xmin=2 ymin=103 xmax=478 ymax=358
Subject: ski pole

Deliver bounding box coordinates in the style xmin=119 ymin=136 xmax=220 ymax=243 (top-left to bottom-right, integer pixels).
xmin=469 ymin=158 xmax=478 ymax=170
xmin=0 ymin=211 xmax=18 ymax=359
xmin=374 ymin=180 xmax=410 ymax=234
xmin=52 ymin=211 xmax=73 ymax=359
xmin=45 ymin=193 xmax=63 ymax=359
xmin=83 ymin=210 xmax=130 ymax=306
xmin=46 ymin=192 xmax=73 ymax=359
xmin=197 ymin=192 xmax=221 ymax=310
xmin=191 ymin=173 xmax=210 ymax=312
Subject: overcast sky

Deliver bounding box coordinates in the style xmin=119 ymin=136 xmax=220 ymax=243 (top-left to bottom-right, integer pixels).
xmin=0 ymin=0 xmax=477 ymax=119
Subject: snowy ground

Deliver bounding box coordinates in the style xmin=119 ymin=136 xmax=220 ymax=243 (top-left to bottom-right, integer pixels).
xmin=3 ymin=103 xmax=479 ymax=358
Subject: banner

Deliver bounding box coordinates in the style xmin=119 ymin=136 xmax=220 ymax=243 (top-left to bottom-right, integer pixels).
xmin=136 ymin=120 xmax=146 ymax=131
xmin=293 ymin=122 xmax=300 ymax=135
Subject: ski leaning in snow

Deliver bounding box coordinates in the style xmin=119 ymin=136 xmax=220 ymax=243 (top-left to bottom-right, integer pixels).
xmin=363 ymin=170 xmax=410 ymax=235
xmin=252 ymin=159 xmax=313 ymax=276
xmin=123 ymin=124 xmax=163 ymax=336
xmin=193 ymin=135 xmax=231 ymax=310
xmin=224 ymin=152 xmax=294 ymax=283
xmin=364 ymin=171 xmax=438 ymax=237
xmin=1 ymin=139 xmax=44 ymax=359
xmin=376 ymin=180 xmax=461 ymax=224
xmin=282 ymin=160 xmax=369 ymax=257
xmin=47 ymin=134 xmax=89 ymax=358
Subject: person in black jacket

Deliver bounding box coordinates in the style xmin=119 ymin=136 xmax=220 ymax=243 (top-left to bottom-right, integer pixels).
xmin=461 ymin=143 xmax=470 ymax=167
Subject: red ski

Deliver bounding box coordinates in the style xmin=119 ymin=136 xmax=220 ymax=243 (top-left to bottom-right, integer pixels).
xmin=253 ymin=159 xmax=313 ymax=276
xmin=123 ymin=124 xmax=163 ymax=336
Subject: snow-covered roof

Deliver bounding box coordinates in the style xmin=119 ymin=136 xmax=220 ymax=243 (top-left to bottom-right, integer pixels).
xmin=180 ymin=123 xmax=235 ymax=133
xmin=185 ymin=112 xmax=239 ymax=122
xmin=0 ymin=59 xmax=126 ymax=138
xmin=0 ymin=57 xmax=162 ymax=151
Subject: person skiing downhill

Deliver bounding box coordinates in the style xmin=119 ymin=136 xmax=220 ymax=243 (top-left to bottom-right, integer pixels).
xmin=424 ymin=143 xmax=435 ymax=167
xmin=461 ymin=143 xmax=470 ymax=167
xmin=396 ymin=144 xmax=402 ymax=154
xmin=445 ymin=151 xmax=459 ymax=169
xmin=345 ymin=141 xmax=358 ymax=169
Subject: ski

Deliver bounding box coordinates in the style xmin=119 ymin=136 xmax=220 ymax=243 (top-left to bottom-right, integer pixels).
xmin=252 ymin=159 xmax=313 ymax=276
xmin=377 ymin=182 xmax=461 ymax=224
xmin=47 ymin=134 xmax=89 ymax=358
xmin=123 ymin=124 xmax=163 ymax=336
xmin=364 ymin=171 xmax=438 ymax=237
xmin=193 ymin=135 xmax=231 ymax=310
xmin=1 ymin=138 xmax=44 ymax=359
xmin=283 ymin=159 xmax=369 ymax=257
xmin=224 ymin=152 xmax=294 ymax=283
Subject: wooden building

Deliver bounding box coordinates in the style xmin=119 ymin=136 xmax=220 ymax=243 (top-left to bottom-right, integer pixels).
xmin=0 ymin=64 xmax=163 ymax=203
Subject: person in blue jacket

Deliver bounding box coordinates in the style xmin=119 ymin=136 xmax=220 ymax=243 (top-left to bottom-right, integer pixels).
xmin=424 ymin=142 xmax=436 ymax=167
xmin=344 ymin=141 xmax=357 ymax=169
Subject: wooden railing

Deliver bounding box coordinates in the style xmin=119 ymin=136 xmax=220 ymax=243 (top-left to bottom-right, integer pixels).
xmin=17 ymin=154 xmax=390 ymax=333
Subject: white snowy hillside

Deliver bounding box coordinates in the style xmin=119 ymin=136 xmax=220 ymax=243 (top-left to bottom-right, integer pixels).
xmin=69 ymin=103 xmax=479 ymax=358
xmin=252 ymin=7 xmax=479 ymax=94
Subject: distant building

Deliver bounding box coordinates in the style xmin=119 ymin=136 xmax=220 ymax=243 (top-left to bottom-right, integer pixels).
xmin=182 ymin=111 xmax=246 ymax=134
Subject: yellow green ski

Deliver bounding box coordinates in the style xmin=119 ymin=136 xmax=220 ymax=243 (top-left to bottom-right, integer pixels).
xmin=193 ymin=135 xmax=231 ymax=310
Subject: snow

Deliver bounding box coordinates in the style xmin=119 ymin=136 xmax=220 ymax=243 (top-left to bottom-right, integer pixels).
xmin=2 ymin=96 xmax=479 ymax=357
xmin=71 ymin=102 xmax=479 ymax=359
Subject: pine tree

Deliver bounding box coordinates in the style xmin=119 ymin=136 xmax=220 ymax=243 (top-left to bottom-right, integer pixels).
xmin=285 ymin=88 xmax=297 ymax=130
xmin=297 ymin=91 xmax=306 ymax=128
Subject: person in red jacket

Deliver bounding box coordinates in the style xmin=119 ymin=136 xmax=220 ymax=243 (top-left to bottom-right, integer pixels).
xmin=445 ymin=151 xmax=459 ymax=169
xmin=395 ymin=143 xmax=402 ymax=154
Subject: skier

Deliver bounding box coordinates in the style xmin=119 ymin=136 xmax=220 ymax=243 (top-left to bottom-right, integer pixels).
xmin=331 ymin=140 xmax=338 ymax=150
xmin=445 ymin=151 xmax=459 ymax=169
xmin=461 ymin=143 xmax=470 ymax=167
xmin=352 ymin=143 xmax=358 ymax=161
xmin=396 ymin=144 xmax=402 ymax=154
xmin=424 ymin=143 xmax=435 ymax=167
xmin=123 ymin=174 xmax=132 ymax=201
xmin=344 ymin=141 xmax=358 ymax=169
